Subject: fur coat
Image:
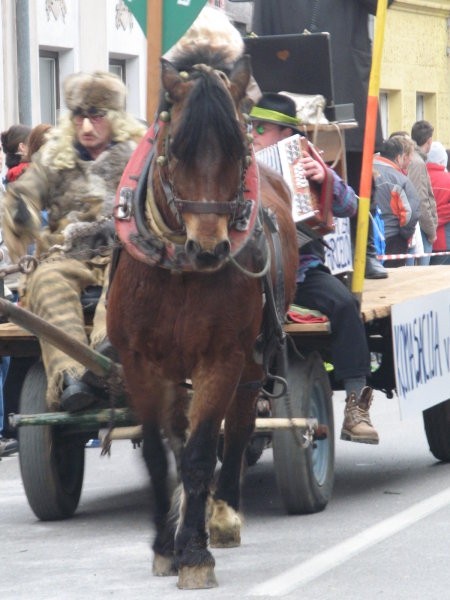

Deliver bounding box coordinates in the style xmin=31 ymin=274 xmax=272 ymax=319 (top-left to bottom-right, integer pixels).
xmin=2 ymin=140 xmax=137 ymax=261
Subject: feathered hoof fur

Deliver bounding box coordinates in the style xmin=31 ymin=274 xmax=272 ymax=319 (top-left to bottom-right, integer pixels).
xmin=152 ymin=553 xmax=177 ymax=577
xmin=177 ymin=565 xmax=218 ymax=589
xmin=208 ymin=499 xmax=242 ymax=548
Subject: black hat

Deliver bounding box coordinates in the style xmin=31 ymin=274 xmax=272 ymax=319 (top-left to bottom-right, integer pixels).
xmin=250 ymin=92 xmax=300 ymax=129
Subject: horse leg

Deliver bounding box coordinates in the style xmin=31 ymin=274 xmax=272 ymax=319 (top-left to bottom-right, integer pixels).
xmin=210 ymin=364 xmax=261 ymax=548
xmin=175 ymin=432 xmax=218 ymax=589
xmin=120 ymin=359 xmax=181 ymax=577
xmin=175 ymin=357 xmax=244 ymax=589
xmin=141 ymin=420 xmax=178 ymax=576
xmin=160 ymin=384 xmax=190 ymax=479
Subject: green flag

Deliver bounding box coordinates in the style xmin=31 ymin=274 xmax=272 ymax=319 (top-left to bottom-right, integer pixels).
xmin=124 ymin=0 xmax=207 ymax=53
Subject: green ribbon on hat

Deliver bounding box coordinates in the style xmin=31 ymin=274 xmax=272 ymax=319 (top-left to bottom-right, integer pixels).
xmin=250 ymin=106 xmax=300 ymax=127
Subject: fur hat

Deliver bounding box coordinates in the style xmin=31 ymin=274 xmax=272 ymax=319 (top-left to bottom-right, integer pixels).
xmin=250 ymin=92 xmax=301 ymax=130
xmin=164 ymin=6 xmax=244 ymax=66
xmin=64 ymin=71 xmax=126 ymax=113
xmin=427 ymin=141 xmax=448 ymax=167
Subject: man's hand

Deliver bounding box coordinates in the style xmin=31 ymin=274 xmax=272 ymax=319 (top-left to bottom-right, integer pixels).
xmin=301 ymin=151 xmax=326 ymax=183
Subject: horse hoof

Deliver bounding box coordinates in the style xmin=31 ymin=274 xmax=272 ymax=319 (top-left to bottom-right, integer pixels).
xmin=177 ymin=566 xmax=218 ymax=589
xmin=153 ymin=553 xmax=177 ymax=577
xmin=208 ymin=499 xmax=242 ymax=548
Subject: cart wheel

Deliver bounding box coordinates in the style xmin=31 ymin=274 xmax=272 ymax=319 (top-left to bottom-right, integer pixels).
xmin=272 ymin=346 xmax=334 ymax=515
xmin=423 ymin=399 xmax=450 ymax=462
xmin=19 ymin=362 xmax=85 ymax=520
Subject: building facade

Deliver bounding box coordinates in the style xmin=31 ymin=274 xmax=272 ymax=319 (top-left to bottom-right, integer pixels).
xmin=0 ymin=0 xmax=147 ymax=129
xmin=380 ymin=0 xmax=450 ymax=143
xmin=1 ymin=1 xmax=450 ymax=146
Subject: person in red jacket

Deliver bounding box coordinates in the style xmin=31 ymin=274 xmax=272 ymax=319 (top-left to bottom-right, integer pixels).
xmin=0 ymin=124 xmax=31 ymax=185
xmin=426 ymin=141 xmax=450 ymax=265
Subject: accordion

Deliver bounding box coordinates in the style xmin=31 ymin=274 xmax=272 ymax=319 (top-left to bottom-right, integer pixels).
xmin=256 ymin=134 xmax=334 ymax=236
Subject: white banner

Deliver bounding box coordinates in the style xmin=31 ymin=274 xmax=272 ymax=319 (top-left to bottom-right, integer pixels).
xmin=324 ymin=217 xmax=353 ymax=275
xmin=392 ymin=288 xmax=450 ymax=418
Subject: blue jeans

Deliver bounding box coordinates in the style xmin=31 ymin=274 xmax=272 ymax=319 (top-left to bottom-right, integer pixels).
xmin=417 ymin=230 xmax=432 ymax=266
xmin=405 ymin=229 xmax=432 ymax=266
xmin=0 ymin=357 xmax=11 ymax=435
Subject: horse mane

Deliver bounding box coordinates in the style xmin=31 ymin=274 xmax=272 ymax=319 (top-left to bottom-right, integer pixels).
xmin=162 ymin=49 xmax=246 ymax=168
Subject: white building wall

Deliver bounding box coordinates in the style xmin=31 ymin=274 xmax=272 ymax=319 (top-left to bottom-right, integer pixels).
xmin=1 ymin=1 xmax=21 ymax=127
xmin=106 ymin=0 xmax=147 ymax=121
xmin=0 ymin=0 xmax=147 ymax=131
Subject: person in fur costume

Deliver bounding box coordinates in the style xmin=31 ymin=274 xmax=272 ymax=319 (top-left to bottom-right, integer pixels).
xmin=2 ymin=71 xmax=146 ymax=410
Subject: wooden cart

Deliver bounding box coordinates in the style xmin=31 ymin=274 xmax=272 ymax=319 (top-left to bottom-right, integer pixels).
xmin=4 ymin=264 xmax=450 ymax=520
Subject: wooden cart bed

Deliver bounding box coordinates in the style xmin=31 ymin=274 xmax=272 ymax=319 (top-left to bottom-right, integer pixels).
xmin=286 ymin=265 xmax=450 ymax=335
xmin=0 ymin=266 xmax=448 ymax=348
xmin=360 ymin=264 xmax=450 ymax=322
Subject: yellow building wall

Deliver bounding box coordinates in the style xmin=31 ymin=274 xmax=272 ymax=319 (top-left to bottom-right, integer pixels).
xmin=381 ymin=0 xmax=450 ymax=144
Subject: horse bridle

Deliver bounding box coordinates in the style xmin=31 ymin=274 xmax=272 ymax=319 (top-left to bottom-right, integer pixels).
xmin=151 ymin=65 xmax=254 ymax=235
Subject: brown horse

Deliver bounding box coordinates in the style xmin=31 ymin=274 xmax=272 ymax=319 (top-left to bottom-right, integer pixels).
xmin=107 ymin=50 xmax=298 ymax=589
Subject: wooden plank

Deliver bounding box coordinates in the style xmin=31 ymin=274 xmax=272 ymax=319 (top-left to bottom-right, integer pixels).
xmin=284 ymin=265 xmax=450 ymax=335
xmin=0 ymin=266 xmax=447 ymax=351
xmin=0 ymin=322 xmax=39 ymax=357
xmin=0 ymin=321 xmax=36 ymax=340
xmin=284 ymin=321 xmax=330 ymax=335
xmin=146 ymin=0 xmax=163 ymax=123
xmin=100 ymin=417 xmax=321 ymax=443
xmin=361 ymin=265 xmax=450 ymax=323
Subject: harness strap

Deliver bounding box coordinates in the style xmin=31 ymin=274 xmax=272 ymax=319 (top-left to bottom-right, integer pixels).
xmin=175 ymin=198 xmax=241 ymax=215
xmin=254 ymin=207 xmax=287 ymax=374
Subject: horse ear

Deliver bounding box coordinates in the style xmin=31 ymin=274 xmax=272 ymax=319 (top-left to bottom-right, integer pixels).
xmin=229 ymin=55 xmax=252 ymax=104
xmin=160 ymin=58 xmax=189 ymax=102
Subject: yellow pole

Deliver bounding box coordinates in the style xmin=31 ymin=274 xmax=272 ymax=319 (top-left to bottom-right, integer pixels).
xmin=352 ymin=0 xmax=389 ymax=300
xmin=146 ymin=0 xmax=163 ymax=124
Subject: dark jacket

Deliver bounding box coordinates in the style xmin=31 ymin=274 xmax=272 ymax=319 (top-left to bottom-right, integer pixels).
xmin=252 ymin=0 xmax=394 ymax=152
xmin=372 ymin=155 xmax=420 ymax=241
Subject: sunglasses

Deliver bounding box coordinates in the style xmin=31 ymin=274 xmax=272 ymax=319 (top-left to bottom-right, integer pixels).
xmin=72 ymin=108 xmax=107 ymax=126
xmin=253 ymin=123 xmax=267 ymax=135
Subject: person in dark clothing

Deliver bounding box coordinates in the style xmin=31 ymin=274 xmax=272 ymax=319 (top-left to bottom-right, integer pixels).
xmin=252 ymin=0 xmax=394 ymax=279
xmin=252 ymin=93 xmax=379 ymax=444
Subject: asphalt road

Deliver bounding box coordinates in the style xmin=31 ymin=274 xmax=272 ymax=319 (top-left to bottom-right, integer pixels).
xmin=2 ymin=390 xmax=450 ymax=600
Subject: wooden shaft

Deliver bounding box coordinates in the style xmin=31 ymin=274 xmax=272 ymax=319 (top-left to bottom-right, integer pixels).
xmin=0 ymin=298 xmax=121 ymax=379
xmin=98 ymin=417 xmax=321 ymax=442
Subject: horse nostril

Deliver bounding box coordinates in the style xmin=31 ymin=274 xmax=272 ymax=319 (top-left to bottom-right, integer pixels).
xmin=214 ymin=240 xmax=231 ymax=259
xmin=185 ymin=239 xmax=201 ymax=257
xmin=185 ymin=238 xmax=230 ymax=269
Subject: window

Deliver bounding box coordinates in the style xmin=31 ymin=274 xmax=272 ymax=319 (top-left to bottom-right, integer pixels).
xmin=39 ymin=51 xmax=60 ymax=125
xmin=109 ymin=59 xmax=126 ymax=84
xmin=416 ymin=94 xmax=425 ymax=121
xmin=379 ymin=92 xmax=389 ymax=140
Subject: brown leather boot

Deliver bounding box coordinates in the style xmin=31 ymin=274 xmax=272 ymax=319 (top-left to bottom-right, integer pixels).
xmin=341 ymin=387 xmax=379 ymax=444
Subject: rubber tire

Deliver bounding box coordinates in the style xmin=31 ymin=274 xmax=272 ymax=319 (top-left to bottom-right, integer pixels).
xmin=423 ymin=399 xmax=450 ymax=462
xmin=272 ymin=346 xmax=335 ymax=515
xmin=19 ymin=362 xmax=85 ymax=520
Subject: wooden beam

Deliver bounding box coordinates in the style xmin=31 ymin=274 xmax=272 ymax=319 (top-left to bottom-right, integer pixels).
xmin=146 ymin=0 xmax=163 ymax=123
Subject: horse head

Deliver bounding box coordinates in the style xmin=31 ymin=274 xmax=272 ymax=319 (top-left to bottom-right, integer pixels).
xmin=151 ymin=55 xmax=252 ymax=271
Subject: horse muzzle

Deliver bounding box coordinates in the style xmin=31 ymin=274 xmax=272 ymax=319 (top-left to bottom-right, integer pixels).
xmin=185 ymin=238 xmax=231 ymax=270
